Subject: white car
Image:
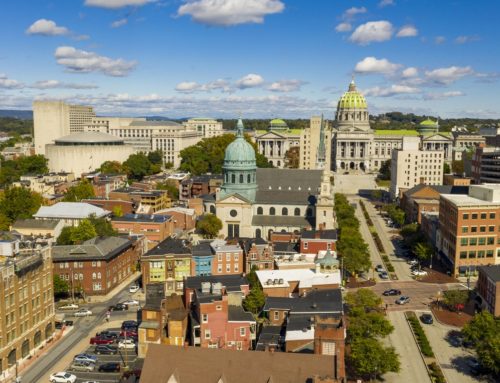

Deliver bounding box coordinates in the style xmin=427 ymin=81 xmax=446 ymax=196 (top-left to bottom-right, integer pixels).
xmin=49 ymin=372 xmax=77 ymax=383
xmin=58 ymin=303 xmax=79 ymax=310
xmin=121 ymin=299 xmax=139 ymax=306
xmin=411 ymin=269 xmax=428 ymax=276
xmin=74 ymin=308 xmax=93 ymax=317
xmin=129 ymin=285 xmax=140 ymax=293
xmin=118 ymin=339 xmax=136 ymax=349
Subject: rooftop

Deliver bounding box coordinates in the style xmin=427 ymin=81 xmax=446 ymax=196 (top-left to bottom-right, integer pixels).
xmin=112 ymin=213 xmax=171 ymax=223
xmin=442 ymin=184 xmax=500 ymax=206
xmin=144 ymin=237 xmax=191 ymax=257
xmin=185 ymin=274 xmax=248 ymax=291
xmin=478 ymin=265 xmax=500 ymax=282
xmin=301 ymin=229 xmax=337 ymax=240
xmin=256 ymin=269 xmax=341 ymax=289
xmin=52 ymin=236 xmax=132 ymax=261
xmin=54 ymin=132 xmax=125 ymax=144
xmin=34 ymin=202 xmax=110 ymax=219
xmin=263 ymin=289 xmax=343 ymax=313
xmin=228 ymin=305 xmax=255 ymax=322
xmin=129 ymin=120 xmax=182 ymax=127
xmin=374 ymin=129 xmax=419 ymax=136
xmin=12 ymin=218 xmax=61 ymax=230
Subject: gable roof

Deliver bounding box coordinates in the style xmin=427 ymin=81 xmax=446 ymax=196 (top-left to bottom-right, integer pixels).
xmin=404 ymin=184 xmax=469 ymax=199
xmin=12 ymin=218 xmax=61 ymax=230
xmin=52 ymin=236 xmax=132 ymax=261
xmin=34 ymin=202 xmax=110 ymax=219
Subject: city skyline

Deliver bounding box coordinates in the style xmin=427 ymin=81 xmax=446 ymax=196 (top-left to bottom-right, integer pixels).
xmin=0 ymin=0 xmax=499 ymax=118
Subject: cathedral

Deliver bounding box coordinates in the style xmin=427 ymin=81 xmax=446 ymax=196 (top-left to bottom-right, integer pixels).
xmin=203 ymin=118 xmax=334 ymax=239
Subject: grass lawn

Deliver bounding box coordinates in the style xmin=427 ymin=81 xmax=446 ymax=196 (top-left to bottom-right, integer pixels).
xmin=376 ymin=179 xmax=391 ymax=187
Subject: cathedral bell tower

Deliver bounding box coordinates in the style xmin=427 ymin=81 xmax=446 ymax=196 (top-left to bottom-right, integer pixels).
xmin=315 ymin=168 xmax=335 ymax=230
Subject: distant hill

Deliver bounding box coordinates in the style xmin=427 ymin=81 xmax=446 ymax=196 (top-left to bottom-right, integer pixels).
xmin=0 ymin=110 xmax=33 ymax=119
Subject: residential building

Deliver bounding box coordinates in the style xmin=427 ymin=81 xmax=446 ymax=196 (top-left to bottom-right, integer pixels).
xmin=0 ymin=239 xmax=55 ymax=378
xmin=472 ymin=145 xmax=500 ymax=184
xmin=45 ymin=132 xmax=134 ymax=176
xmin=191 ymin=241 xmax=214 ymax=276
xmin=210 ymin=239 xmax=244 ymax=275
xmin=112 ymin=214 xmax=174 ymax=248
xmin=33 ymin=100 xmax=96 ymax=155
xmin=255 ymin=118 xmax=301 ymax=168
xmin=184 ymin=275 xmax=254 ymax=350
xmin=240 ymin=237 xmax=274 ymax=273
xmin=300 ymin=229 xmax=337 ymax=254
xmin=52 ymin=236 xmax=141 ymax=296
xmin=184 ymin=275 xmax=250 ymax=308
xmin=438 ymin=184 xmax=500 ymax=276
xmin=390 ymin=136 xmax=444 ymax=199
xmin=140 ymin=344 xmax=339 ymax=383
xmin=184 ymin=118 xmax=224 ymax=138
xmin=1 ymin=142 xmax=34 ymax=160
xmin=109 ymin=187 xmax=172 ymax=213
xmin=154 ymin=207 xmax=196 ymax=231
xmin=88 ymin=174 xmax=127 ymax=198
xmin=476 ymin=265 xmax=500 ymax=316
xmin=13 ymin=172 xmax=75 ymax=197
xmin=141 ymin=238 xmax=192 ymax=296
xmin=11 ymin=219 xmax=64 ymax=240
xmin=443 ymin=174 xmax=472 ymax=186
xmin=33 ymin=202 xmax=111 ymax=227
xmin=300 ymin=115 xmax=331 ymax=170
xmin=180 ymin=174 xmax=223 ymax=200
xmin=400 ymin=184 xmax=469 ymax=224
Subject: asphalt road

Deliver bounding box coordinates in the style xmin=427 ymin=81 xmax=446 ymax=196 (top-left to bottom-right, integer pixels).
xmin=21 ymin=284 xmax=139 ymax=383
xmin=383 ymin=311 xmax=432 ymax=383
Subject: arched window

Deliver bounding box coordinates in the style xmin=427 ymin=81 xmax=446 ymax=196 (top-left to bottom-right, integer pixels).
xmin=294 ymin=208 xmax=300 ymax=216
xmin=209 ymin=205 xmax=216 ymax=214
xmin=257 ymin=207 xmax=263 ymax=215
xmin=225 ymin=173 xmax=228 ymax=182
xmin=92 ymin=272 xmax=96 ymax=280
xmin=97 ymin=272 xmax=101 ymax=279
xmin=231 ymin=174 xmax=235 ymax=183
xmin=240 ymin=174 xmax=244 ymax=183
xmin=306 ymin=208 xmax=312 ymax=217
xmin=270 ymin=207 xmax=276 ymax=216
xmin=282 ymin=207 xmax=288 ymax=216
xmin=247 ymin=174 xmax=251 ymax=183
xmin=256 ymin=229 xmax=262 ymax=238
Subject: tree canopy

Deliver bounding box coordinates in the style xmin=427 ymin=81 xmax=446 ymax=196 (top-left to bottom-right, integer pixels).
xmin=378 ymin=159 xmax=391 ymax=180
xmin=385 ymin=203 xmax=405 ymax=227
xmin=56 ymin=216 xmax=117 ymax=245
xmin=99 ymin=160 xmax=125 ymax=174
xmin=196 ymin=214 xmax=222 ymax=239
xmin=123 ymin=152 xmax=161 ymax=181
xmin=63 ymin=179 xmax=95 ymax=202
xmin=0 ymin=155 xmax=49 ymax=187
xmin=348 ymin=338 xmax=400 ymax=381
xmin=0 ymin=187 xmax=43 ymax=229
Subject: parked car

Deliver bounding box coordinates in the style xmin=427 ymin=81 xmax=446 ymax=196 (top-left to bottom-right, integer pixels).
xmin=58 ymin=303 xmax=79 ymax=310
xmin=375 ymin=264 xmax=384 ymax=272
xmin=64 ymin=320 xmax=74 ymax=326
xmin=98 ymin=362 xmax=121 ymax=373
xmin=70 ymin=361 xmax=95 ymax=372
xmin=96 ymin=330 xmax=120 ymax=339
xmin=411 ymin=269 xmax=428 ymax=276
xmin=121 ymin=320 xmax=138 ymax=329
xmin=90 ymin=337 xmax=114 ymax=345
xmin=120 ymin=330 xmax=138 ymax=337
xmin=94 ymin=345 xmax=118 ymax=355
xmin=122 ymin=369 xmax=142 ymax=379
xmin=379 ymin=271 xmax=389 ymax=279
xmin=109 ymin=303 xmax=128 ymax=311
xmin=396 ymin=296 xmax=410 ymax=305
xmin=74 ymin=308 xmax=93 ymax=317
xmin=129 ymin=285 xmax=140 ymax=293
xmin=420 ymin=313 xmax=434 ymax=324
xmin=49 ymin=372 xmax=77 ymax=383
xmin=383 ymin=289 xmax=401 ymax=296
xmin=118 ymin=339 xmax=136 ymax=349
xmin=408 ymin=259 xmax=419 ymax=266
xmin=121 ymin=299 xmax=139 ymax=306
xmin=74 ymin=353 xmax=98 ymax=363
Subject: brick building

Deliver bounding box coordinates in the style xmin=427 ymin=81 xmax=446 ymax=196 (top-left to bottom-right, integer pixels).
xmin=240 ymin=237 xmax=274 ymax=273
xmin=112 ymin=214 xmax=174 ymax=248
xmin=476 ymin=265 xmax=500 ymax=316
xmin=52 ymin=236 xmax=141 ymax=296
xmin=82 ymin=199 xmax=134 ymax=216
xmin=109 ymin=187 xmax=172 ymax=213
xmin=180 ymin=174 xmax=223 ymax=200
xmin=299 ymin=229 xmax=337 ymax=254
xmin=154 ymin=207 xmax=197 ymax=231
xmin=209 ymin=239 xmax=244 ymax=275
xmin=438 ymin=184 xmax=500 ymax=276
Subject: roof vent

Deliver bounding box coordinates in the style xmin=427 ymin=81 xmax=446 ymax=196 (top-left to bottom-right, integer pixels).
xmin=201 ymin=282 xmax=211 ymax=293
xmin=311 ymin=303 xmax=317 ymax=309
xmin=278 ymin=278 xmax=284 ymax=284
xmin=273 ymin=279 xmax=279 ymax=285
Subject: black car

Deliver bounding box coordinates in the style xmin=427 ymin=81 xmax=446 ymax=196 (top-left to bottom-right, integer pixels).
xmin=420 ymin=313 xmax=433 ymax=324
xmin=383 ymin=289 xmax=401 ymax=296
xmin=98 ymin=362 xmax=121 ymax=372
xmin=109 ymin=303 xmax=128 ymax=311
xmin=96 ymin=330 xmax=120 ymax=339
xmin=94 ymin=345 xmax=118 ymax=355
xmin=121 ymin=320 xmax=138 ymax=330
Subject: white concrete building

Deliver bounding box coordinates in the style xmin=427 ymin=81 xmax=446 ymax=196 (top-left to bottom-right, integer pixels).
xmin=299 ymin=116 xmax=331 ymax=170
xmin=33 ymin=100 xmax=96 ymax=155
xmin=255 ymin=119 xmax=301 ymax=168
xmin=34 ymin=202 xmax=111 ymax=226
xmin=152 ymin=127 xmax=203 ymax=168
xmin=184 ymin=118 xmax=224 ymax=138
xmin=390 ymin=136 xmax=444 ymax=199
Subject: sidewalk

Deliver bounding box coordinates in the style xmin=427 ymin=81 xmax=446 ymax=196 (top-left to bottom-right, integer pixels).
xmin=87 ymin=271 xmax=141 ymax=303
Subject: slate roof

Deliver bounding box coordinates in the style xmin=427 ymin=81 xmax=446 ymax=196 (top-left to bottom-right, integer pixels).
xmin=12 ymin=218 xmax=61 ymax=230
xmin=301 ymin=229 xmax=337 ymax=240
xmin=144 ymin=237 xmax=191 ymax=257
xmin=144 ymin=283 xmax=165 ymax=311
xmin=112 ymin=213 xmax=171 ymax=223
xmin=192 ymin=241 xmax=213 ymax=257
xmin=185 ymin=274 xmax=248 ymax=290
xmin=255 ymin=326 xmax=284 ymax=352
xmin=256 ymin=169 xmax=322 ymax=190
xmin=52 ymin=236 xmax=132 ymax=261
xmin=263 ymin=289 xmax=343 ymax=314
xmin=273 ymin=241 xmax=299 ymax=253
xmin=34 ymin=202 xmax=110 ymax=219
xmin=252 ymin=215 xmax=313 ymax=227
xmin=255 ymin=191 xmax=317 ymax=205
xmin=228 ymin=306 xmax=255 ymax=322
xmin=478 ymin=265 xmax=500 ymax=282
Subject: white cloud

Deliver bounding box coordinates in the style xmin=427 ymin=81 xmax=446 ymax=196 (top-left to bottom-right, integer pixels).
xmin=267 ymin=79 xmax=305 ymax=92
xmin=177 ymin=0 xmax=284 ymax=26
xmin=396 ymin=25 xmax=418 ymax=37
xmin=84 ymin=0 xmax=154 ymax=9
xmin=0 ymin=74 xmax=23 ymax=89
xmin=349 ymin=21 xmax=393 ymax=45
xmin=424 ymin=91 xmax=465 ymax=100
xmin=175 ymin=79 xmax=232 ymax=93
xmin=111 ymin=18 xmax=128 ymax=28
xmin=354 ymin=57 xmax=402 ymax=75
xmin=343 ymin=7 xmax=367 ymax=19
xmin=26 ymin=19 xmax=69 ymax=36
xmin=175 ymin=81 xmax=201 ymax=92
xmin=54 ymin=46 xmax=137 ymax=77
xmin=402 ymin=67 xmax=418 ymax=78
xmin=379 ymin=0 xmax=395 ymax=7
xmin=424 ymin=66 xmax=474 ymax=85
xmin=455 ymin=35 xmax=480 ymax=44
xmin=363 ymin=84 xmax=420 ymax=97
xmin=434 ymin=36 xmax=446 ymax=44
xmin=236 ymin=73 xmax=264 ymax=89
xmin=31 ymin=80 xmax=98 ymax=89
xmin=335 ymin=22 xmax=352 ymax=32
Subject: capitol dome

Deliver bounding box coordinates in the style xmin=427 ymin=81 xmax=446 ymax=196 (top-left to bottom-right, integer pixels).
xmin=335 ymin=79 xmax=371 ymax=131
xmin=337 ymin=80 xmax=368 ymax=110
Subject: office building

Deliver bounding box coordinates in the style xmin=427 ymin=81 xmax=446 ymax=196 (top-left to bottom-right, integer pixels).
xmin=472 ymin=145 xmax=500 ymax=184
xmin=184 ymin=118 xmax=224 ymax=138
xmin=299 ymin=115 xmax=331 ymax=170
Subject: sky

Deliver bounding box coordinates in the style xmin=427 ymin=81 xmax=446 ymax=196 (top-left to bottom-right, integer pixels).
xmin=0 ymin=0 xmax=499 ymax=119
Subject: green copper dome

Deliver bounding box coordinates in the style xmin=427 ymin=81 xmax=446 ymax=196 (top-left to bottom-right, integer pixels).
xmin=337 ymin=80 xmax=368 ymax=110
xmin=315 ymin=250 xmax=339 ymax=267
xmin=420 ymin=118 xmax=438 ymax=127
xmin=224 ymin=119 xmax=256 ymax=167
xmin=417 ymin=118 xmax=438 ymax=134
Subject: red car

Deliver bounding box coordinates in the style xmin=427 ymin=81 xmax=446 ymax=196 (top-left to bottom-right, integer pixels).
xmin=90 ymin=337 xmax=115 ymax=345
xmin=120 ymin=330 xmax=137 ymax=337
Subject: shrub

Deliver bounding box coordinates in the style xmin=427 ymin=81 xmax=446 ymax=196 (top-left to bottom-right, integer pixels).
xmin=407 ymin=315 xmax=434 ymax=357
xmin=387 ymin=264 xmax=395 ymax=273
xmin=428 ymin=362 xmax=446 ymax=383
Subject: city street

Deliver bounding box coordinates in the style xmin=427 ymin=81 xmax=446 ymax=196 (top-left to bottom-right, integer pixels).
xmin=383 ymin=311 xmax=432 ymax=383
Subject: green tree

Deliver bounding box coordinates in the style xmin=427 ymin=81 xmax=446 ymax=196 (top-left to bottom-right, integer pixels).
xmin=349 ymin=338 xmax=400 ymax=381
xmin=413 ymin=241 xmax=433 ymax=265
xmin=348 ymin=309 xmax=394 ymax=339
xmin=196 ymin=214 xmax=222 ymax=239
xmin=63 ymin=179 xmax=95 ymax=202
xmin=452 ymin=160 xmax=464 ymax=175
xmin=246 ymin=265 xmax=259 ymax=288
xmin=378 ymin=159 xmax=391 ymax=180
xmin=88 ymin=215 xmax=117 ymax=237
xmin=53 ymin=275 xmax=69 ymax=297
xmin=462 ymin=311 xmax=500 ymax=376
xmin=70 ymin=219 xmax=97 ymax=244
xmin=345 ymin=289 xmax=383 ymax=312
xmin=147 ymin=150 xmax=164 ymax=165
xmin=242 ymin=285 xmax=265 ymax=315
xmin=156 ymin=181 xmax=180 ymax=200
xmin=18 ymin=155 xmax=49 ymax=175
xmin=57 ymin=226 xmax=74 ymax=245
xmin=0 ymin=187 xmax=43 ymax=226
xmin=443 ymin=162 xmax=451 ymax=174
xmin=442 ymin=289 xmax=469 ymax=311
xmin=385 ymin=203 xmax=405 ymax=226
xmin=123 ymin=152 xmax=160 ymax=181
xmin=99 ymin=160 xmax=125 ymax=174
xmin=112 ymin=205 xmax=123 ymax=217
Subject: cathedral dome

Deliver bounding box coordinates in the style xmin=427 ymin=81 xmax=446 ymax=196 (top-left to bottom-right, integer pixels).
xmin=224 ymin=119 xmax=256 ymax=168
xmin=337 ymin=79 xmax=368 ymax=110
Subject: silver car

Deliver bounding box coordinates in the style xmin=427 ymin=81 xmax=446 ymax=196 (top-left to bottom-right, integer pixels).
xmin=70 ymin=361 xmax=95 ymax=372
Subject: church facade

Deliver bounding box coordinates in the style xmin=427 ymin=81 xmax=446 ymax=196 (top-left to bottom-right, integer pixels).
xmin=203 ymin=119 xmax=334 ymax=240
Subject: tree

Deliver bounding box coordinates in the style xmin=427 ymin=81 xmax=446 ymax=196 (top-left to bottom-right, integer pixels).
xmin=112 ymin=205 xmax=123 ymax=217
xmin=18 ymin=155 xmax=49 ymax=175
xmin=442 ymin=289 xmax=469 ymax=311
xmin=378 ymin=160 xmax=391 ymax=180
xmin=462 ymin=311 xmax=500 ymax=376
xmin=345 ymin=289 xmax=383 ymax=312
xmin=0 ymin=187 xmax=43 ymax=226
xmin=57 ymin=226 xmax=74 ymax=245
xmin=349 ymin=338 xmax=400 ymax=381
xmin=443 ymin=162 xmax=451 ymax=174
xmin=246 ymin=265 xmax=259 ymax=288
xmin=348 ymin=309 xmax=394 ymax=339
xmin=156 ymin=181 xmax=180 ymax=200
xmin=284 ymin=146 xmax=300 ymax=168
xmin=99 ymin=160 xmax=125 ymax=174
xmin=385 ymin=203 xmax=405 ymax=226
xmin=63 ymin=179 xmax=95 ymax=202
xmin=88 ymin=215 xmax=118 ymax=237
xmin=371 ymin=189 xmax=383 ymax=201
xmin=53 ymin=275 xmax=69 ymax=297
xmin=196 ymin=214 xmax=222 ymax=239
xmin=147 ymin=150 xmax=163 ymax=165
xmin=123 ymin=152 xmax=160 ymax=181
xmin=242 ymin=285 xmax=265 ymax=315
xmin=70 ymin=219 xmax=97 ymax=244
xmin=413 ymin=241 xmax=433 ymax=265
xmin=452 ymin=160 xmax=464 ymax=175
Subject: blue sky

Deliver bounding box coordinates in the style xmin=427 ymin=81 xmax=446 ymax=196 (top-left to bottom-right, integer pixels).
xmin=0 ymin=0 xmax=499 ymax=119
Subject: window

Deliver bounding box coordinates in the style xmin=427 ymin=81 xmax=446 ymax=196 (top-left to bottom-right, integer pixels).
xmin=469 ymin=238 xmax=477 ymax=246
xmin=487 ymin=237 xmax=495 ymax=245
xmin=478 ymin=238 xmax=486 ymax=246
xmin=486 ymin=250 xmax=494 ymax=258
xmin=240 ymin=327 xmax=246 ymax=336
xmin=92 ymin=272 xmax=97 ymax=280
xmin=273 ymin=311 xmax=279 ymax=320
xmin=226 ymin=253 xmax=231 ymax=262
xmin=230 ymin=209 xmax=237 ymax=217
xmin=216 ymin=305 xmax=222 ymax=311
xmin=234 ymin=264 xmax=239 ymax=272
xmin=239 ymin=174 xmax=244 ymax=183
xmin=472 ymin=213 xmax=478 ymax=219
xmin=204 ymin=329 xmax=211 ymax=339
xmin=218 ymin=254 xmax=222 ymax=262
xmin=478 ymin=251 xmax=485 ymax=258
xmin=294 ymin=208 xmax=300 ymax=216
xmin=489 ymin=226 xmax=495 ymax=232
xmin=226 ymin=264 xmax=231 ymax=272
xmin=468 ymin=251 xmax=476 ymax=258
xmin=303 ymin=242 xmax=308 ymax=250
xmin=282 ymin=207 xmax=288 ymax=216
xmin=97 ymin=272 xmax=101 ymax=279
xmin=471 ymin=226 xmax=477 ymax=233
xmin=489 ymin=213 xmax=496 ymax=219
xmin=257 ymin=207 xmax=263 ymax=215
xmin=460 ymin=238 xmax=468 ymax=246
xmin=202 ymin=314 xmax=208 ymax=323
xmin=217 ymin=265 xmax=222 ymax=273
xmin=480 ymin=226 xmax=486 ymax=233
xmin=92 ymin=261 xmax=97 ymax=267
xmin=92 ymin=283 xmax=102 ymax=291
xmin=460 ymin=251 xmax=467 ymax=259
xmin=231 ymin=174 xmax=235 ymax=183
xmin=480 ymin=213 xmax=487 ymax=219
xmin=151 ymin=261 xmax=164 ymax=269
xmin=461 ymin=227 xmax=468 ymax=233
xmin=270 ymin=207 xmax=276 ymax=216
